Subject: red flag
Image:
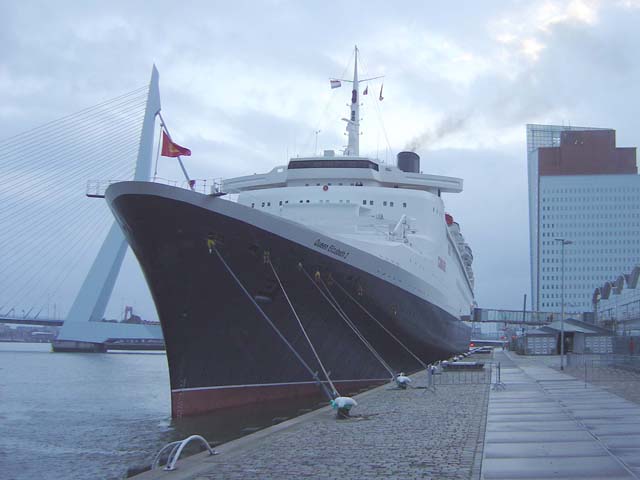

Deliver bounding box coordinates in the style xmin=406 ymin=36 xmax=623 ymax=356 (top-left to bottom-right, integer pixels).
xmin=363 ymin=86 xmax=368 ymax=95
xmin=161 ymin=130 xmax=191 ymax=157
xmin=379 ymin=83 xmax=384 ymax=101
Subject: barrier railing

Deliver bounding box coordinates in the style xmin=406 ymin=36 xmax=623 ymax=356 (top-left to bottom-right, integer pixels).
xmin=85 ymin=177 xmax=226 ymax=197
xmin=151 ymin=435 xmax=217 ymax=471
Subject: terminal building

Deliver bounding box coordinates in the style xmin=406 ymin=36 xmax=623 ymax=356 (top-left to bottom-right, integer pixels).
xmin=527 ymin=124 xmax=640 ymax=314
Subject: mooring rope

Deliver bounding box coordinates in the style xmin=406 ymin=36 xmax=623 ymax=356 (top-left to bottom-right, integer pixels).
xmin=209 ymin=246 xmax=333 ymax=401
xmin=300 ymin=265 xmax=396 ymax=380
xmin=268 ymin=260 xmax=339 ymax=399
xmin=332 ymin=280 xmax=427 ymax=369
xmin=318 ymin=275 xmax=397 ymax=378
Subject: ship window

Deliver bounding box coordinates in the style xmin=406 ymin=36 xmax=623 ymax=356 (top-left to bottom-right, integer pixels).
xmin=287 ymin=159 xmax=379 ymax=171
xmin=285 ymin=200 xmax=289 ymax=204
xmin=339 ymin=183 xmax=343 ymax=186
xmin=362 ymin=200 xmax=367 ymax=205
xmin=390 ymin=201 xmax=394 ymax=207
xmin=267 ymin=202 xmax=271 ymax=206
xmin=261 ymin=202 xmax=265 ymax=207
xmin=299 ymin=200 xmax=303 ymax=203
xmin=403 ymin=202 xmax=407 ymax=208
xmin=306 ymin=200 xmax=310 ymax=203
xmin=251 ymin=203 xmax=255 ymax=208
xmin=305 ymin=183 xmax=309 ymax=186
xmin=279 ymin=201 xmax=282 ymax=206
xmin=369 ymin=200 xmax=374 ymax=205
xmin=383 ymin=201 xmax=387 ymax=206
xmin=347 ymin=200 xmax=350 ymax=203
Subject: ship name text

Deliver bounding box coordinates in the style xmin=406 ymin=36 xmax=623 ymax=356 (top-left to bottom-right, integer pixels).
xmin=314 ymin=239 xmax=350 ymax=259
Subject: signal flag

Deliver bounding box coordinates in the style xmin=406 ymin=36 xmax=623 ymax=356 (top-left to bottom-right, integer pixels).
xmin=161 ymin=130 xmax=191 ymax=157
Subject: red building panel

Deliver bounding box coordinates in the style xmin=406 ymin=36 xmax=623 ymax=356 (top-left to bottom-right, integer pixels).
xmin=538 ymin=130 xmax=637 ymax=176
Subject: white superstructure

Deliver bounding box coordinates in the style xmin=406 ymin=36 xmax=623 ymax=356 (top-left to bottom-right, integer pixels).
xmin=214 ymin=47 xmax=475 ymax=320
xmin=220 ymin=154 xmax=475 ymax=319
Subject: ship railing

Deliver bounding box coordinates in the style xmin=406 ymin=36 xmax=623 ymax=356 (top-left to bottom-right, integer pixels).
xmin=151 ymin=435 xmax=217 ymax=471
xmin=85 ymin=177 xmax=226 ymax=198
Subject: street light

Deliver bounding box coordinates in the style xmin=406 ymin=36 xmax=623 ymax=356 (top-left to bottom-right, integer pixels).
xmin=555 ymin=238 xmax=573 ymax=370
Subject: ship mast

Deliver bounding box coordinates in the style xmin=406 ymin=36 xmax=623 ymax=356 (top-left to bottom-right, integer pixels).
xmin=346 ymin=46 xmax=360 ymax=157
xmin=341 ymin=46 xmax=383 ymax=157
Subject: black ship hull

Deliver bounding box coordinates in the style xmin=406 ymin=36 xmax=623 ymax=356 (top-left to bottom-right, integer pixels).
xmin=107 ymin=182 xmax=470 ymax=417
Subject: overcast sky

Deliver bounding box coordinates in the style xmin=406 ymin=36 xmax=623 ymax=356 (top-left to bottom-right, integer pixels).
xmin=3 ymin=0 xmax=640 ymax=320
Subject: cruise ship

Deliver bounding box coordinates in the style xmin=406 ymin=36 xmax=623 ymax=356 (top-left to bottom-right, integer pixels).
xmin=105 ymin=49 xmax=474 ymax=417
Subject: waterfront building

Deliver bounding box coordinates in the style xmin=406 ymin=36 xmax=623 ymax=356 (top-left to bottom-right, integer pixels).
xmin=593 ymin=265 xmax=640 ymax=336
xmin=527 ymin=124 xmax=640 ymax=313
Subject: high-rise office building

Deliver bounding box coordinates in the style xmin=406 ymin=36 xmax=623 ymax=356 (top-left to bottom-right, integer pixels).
xmin=527 ymin=124 xmax=639 ymax=313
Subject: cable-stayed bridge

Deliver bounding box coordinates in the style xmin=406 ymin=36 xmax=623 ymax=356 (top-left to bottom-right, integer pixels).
xmin=0 ymin=67 xmax=168 ymax=352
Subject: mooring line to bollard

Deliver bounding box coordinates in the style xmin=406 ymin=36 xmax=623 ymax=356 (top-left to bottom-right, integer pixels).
xmin=209 ymin=246 xmax=333 ymax=401
xmin=332 ymin=279 xmax=427 ymax=370
xmin=299 ymin=265 xmax=396 ymax=381
xmin=268 ymin=259 xmax=338 ymax=400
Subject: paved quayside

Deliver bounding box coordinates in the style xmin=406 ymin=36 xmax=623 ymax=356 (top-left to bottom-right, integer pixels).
xmin=482 ymin=351 xmax=640 ymax=479
xmin=132 ymin=367 xmax=489 ymax=480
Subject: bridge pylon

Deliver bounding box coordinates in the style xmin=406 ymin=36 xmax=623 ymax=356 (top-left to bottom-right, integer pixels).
xmin=52 ymin=66 xmax=163 ymax=352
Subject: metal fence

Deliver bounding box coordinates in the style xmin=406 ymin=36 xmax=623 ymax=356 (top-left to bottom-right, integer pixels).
xmin=432 ymin=365 xmax=494 ymax=385
xmin=565 ymin=353 xmax=640 ymax=382
xmin=421 ymin=361 xmax=504 ymax=388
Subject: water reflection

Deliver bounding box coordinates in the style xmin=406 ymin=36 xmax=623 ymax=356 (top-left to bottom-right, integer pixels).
xmin=0 ymin=343 xmax=325 ymax=480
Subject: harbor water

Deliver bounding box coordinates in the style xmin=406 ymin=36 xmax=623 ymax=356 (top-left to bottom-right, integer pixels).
xmin=0 ymin=343 xmax=320 ymax=480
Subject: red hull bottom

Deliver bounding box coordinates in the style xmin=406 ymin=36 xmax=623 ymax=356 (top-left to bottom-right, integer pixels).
xmin=171 ymin=379 xmax=388 ymax=418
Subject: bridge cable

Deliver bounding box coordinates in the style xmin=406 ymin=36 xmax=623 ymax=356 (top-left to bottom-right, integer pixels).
xmin=0 ymin=86 xmax=147 ymax=147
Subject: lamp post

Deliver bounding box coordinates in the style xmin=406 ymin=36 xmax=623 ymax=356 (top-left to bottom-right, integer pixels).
xmin=555 ymin=238 xmax=573 ymax=370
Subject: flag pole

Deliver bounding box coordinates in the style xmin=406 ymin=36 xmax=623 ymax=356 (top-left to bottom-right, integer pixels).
xmin=157 ymin=111 xmax=194 ymax=191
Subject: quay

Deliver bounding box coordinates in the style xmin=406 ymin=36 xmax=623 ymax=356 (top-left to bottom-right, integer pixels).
xmin=131 ymin=350 xmax=640 ymax=479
